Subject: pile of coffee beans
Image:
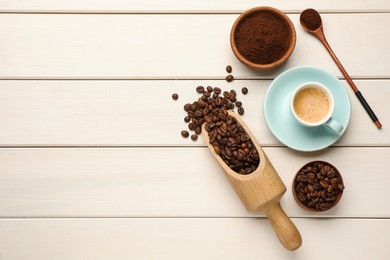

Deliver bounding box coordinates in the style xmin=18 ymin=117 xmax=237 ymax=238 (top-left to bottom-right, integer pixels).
xmin=173 ymin=82 xmax=258 ymax=174
xmin=204 ymin=109 xmax=260 ymax=174
xmin=294 ymin=161 xmax=345 ymax=211
xmin=178 ymin=85 xmax=247 ymax=142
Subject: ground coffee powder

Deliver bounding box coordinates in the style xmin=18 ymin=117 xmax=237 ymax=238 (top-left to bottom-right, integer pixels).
xmin=300 ymin=9 xmax=321 ymax=31
xmin=234 ymin=12 xmax=291 ymax=64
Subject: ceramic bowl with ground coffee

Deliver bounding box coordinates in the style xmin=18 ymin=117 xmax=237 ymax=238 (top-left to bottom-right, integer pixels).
xmin=230 ymin=6 xmax=296 ymax=70
xmin=292 ymin=160 xmax=345 ymax=212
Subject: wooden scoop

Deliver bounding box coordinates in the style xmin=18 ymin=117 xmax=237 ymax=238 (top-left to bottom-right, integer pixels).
xmin=202 ymin=110 xmax=302 ymax=251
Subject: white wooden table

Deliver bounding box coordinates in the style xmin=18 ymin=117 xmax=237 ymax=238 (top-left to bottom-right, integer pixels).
xmin=1 ymin=1 xmax=390 ymax=259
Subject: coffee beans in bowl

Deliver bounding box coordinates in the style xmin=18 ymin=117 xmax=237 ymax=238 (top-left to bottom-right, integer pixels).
xmin=292 ymin=161 xmax=345 ymax=212
xmin=230 ymin=6 xmax=296 ymax=70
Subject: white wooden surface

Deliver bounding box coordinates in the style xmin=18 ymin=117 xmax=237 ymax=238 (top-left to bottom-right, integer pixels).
xmin=0 ymin=1 xmax=390 ymax=259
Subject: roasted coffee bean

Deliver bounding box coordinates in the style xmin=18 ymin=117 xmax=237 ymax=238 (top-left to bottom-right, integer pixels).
xmin=184 ymin=116 xmax=191 ymax=123
xmin=195 ymin=126 xmax=202 ymax=135
xmin=223 ymin=91 xmax=230 ymax=98
xmin=184 ymin=103 xmax=192 ymax=111
xmin=181 ymin=130 xmax=189 ymax=138
xmin=294 ymin=161 xmax=344 ymax=211
xmin=235 ymin=101 xmax=242 ymax=107
xmin=207 ymin=86 xmax=213 ymax=93
xmin=238 ymin=107 xmax=245 ymax=115
xmin=320 ymin=180 xmax=329 ymax=189
xmin=172 ymin=93 xmax=179 ymax=100
xmin=226 ymin=75 xmax=234 ymax=82
xmin=226 ymin=65 xmax=232 ymax=73
xmin=191 ymin=134 xmax=198 ymax=141
xmin=194 ymin=110 xmax=203 ymax=118
xmin=196 ymin=86 xmax=205 ymax=93
xmin=188 ymin=123 xmax=195 ymax=131
xmin=241 ymin=87 xmax=248 ymax=95
xmin=214 ymin=87 xmax=221 ymax=94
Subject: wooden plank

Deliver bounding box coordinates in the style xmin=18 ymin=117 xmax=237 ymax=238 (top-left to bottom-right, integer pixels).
xmin=0 ymin=80 xmax=387 ymax=146
xmin=1 ymin=0 xmax=389 ymax=13
xmin=0 ymin=218 xmax=389 ymax=259
xmin=0 ymin=14 xmax=389 ymax=79
xmin=0 ymin=147 xmax=389 ymax=218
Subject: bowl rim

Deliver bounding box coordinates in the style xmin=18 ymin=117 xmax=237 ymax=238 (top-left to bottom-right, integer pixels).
xmin=292 ymin=160 xmax=344 ymax=212
xmin=230 ymin=6 xmax=297 ymax=70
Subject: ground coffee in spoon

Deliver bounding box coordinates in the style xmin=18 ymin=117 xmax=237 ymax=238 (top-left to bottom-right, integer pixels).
xmin=300 ymin=9 xmax=322 ymax=31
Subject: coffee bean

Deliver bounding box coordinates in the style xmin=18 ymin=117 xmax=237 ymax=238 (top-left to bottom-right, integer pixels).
xmin=223 ymin=91 xmax=230 ymax=98
xmin=229 ymin=96 xmax=237 ymax=103
xmin=184 ymin=103 xmax=192 ymax=111
xmin=172 ymin=93 xmax=179 ymax=100
xmin=241 ymin=87 xmax=248 ymax=95
xmin=207 ymin=86 xmax=213 ymax=93
xmin=196 ymin=86 xmax=205 ymax=93
xmin=235 ymin=101 xmax=242 ymax=107
xmin=191 ymin=134 xmax=198 ymax=141
xmin=226 ymin=65 xmax=232 ymax=73
xmin=194 ymin=110 xmax=203 ymax=118
xmin=214 ymin=87 xmax=221 ymax=94
xmin=320 ymin=180 xmax=329 ymax=189
xmin=184 ymin=116 xmax=191 ymax=123
xmin=238 ymin=107 xmax=245 ymax=115
xmin=181 ymin=130 xmax=189 ymax=138
xmin=188 ymin=123 xmax=195 ymax=131
xmin=226 ymin=75 xmax=234 ymax=82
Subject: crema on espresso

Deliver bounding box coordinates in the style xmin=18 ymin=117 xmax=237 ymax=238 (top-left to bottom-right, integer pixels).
xmin=293 ymin=87 xmax=329 ymax=123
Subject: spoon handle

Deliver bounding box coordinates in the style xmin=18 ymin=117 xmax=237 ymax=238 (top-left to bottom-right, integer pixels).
xmin=314 ymin=29 xmax=382 ymax=129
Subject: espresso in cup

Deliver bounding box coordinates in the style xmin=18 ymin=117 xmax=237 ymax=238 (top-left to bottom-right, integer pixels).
xmin=290 ymin=82 xmax=344 ymax=134
xmin=293 ymin=86 xmax=330 ymax=123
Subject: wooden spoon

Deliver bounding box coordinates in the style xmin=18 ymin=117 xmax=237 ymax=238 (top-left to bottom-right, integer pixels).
xmin=202 ymin=110 xmax=302 ymax=251
xmin=300 ymin=8 xmax=382 ymax=129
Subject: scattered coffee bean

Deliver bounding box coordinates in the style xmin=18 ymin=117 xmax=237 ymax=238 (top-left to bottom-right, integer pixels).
xmin=172 ymin=93 xmax=179 ymax=100
xmin=184 ymin=116 xmax=191 ymax=123
xmin=226 ymin=75 xmax=234 ymax=82
xmin=238 ymin=107 xmax=245 ymax=115
xmin=226 ymin=65 xmax=232 ymax=73
xmin=207 ymin=86 xmax=213 ymax=93
xmin=181 ymin=130 xmax=189 ymax=138
xmin=191 ymin=134 xmax=198 ymax=141
xmin=241 ymin=87 xmax=248 ymax=95
xmin=196 ymin=86 xmax=205 ymax=93
xmin=294 ymin=161 xmax=344 ymax=211
xmin=235 ymin=101 xmax=242 ymax=107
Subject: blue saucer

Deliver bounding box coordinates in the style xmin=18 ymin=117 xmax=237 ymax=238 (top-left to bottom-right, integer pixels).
xmin=264 ymin=66 xmax=351 ymax=152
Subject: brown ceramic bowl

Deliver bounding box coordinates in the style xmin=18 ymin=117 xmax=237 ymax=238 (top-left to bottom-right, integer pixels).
xmin=292 ymin=160 xmax=345 ymax=212
xmin=230 ymin=6 xmax=296 ymax=70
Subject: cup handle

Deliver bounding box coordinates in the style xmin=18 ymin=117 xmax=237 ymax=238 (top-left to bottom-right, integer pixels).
xmin=324 ymin=117 xmax=344 ymax=135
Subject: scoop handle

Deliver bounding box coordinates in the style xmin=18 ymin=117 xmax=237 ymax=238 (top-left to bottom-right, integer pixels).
xmin=265 ymin=202 xmax=302 ymax=251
